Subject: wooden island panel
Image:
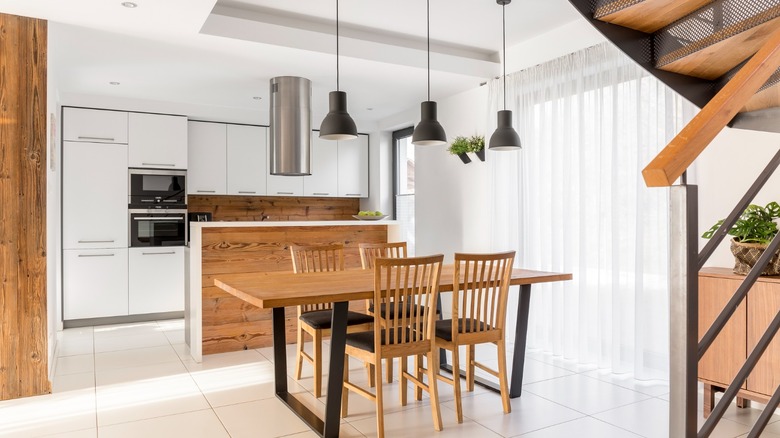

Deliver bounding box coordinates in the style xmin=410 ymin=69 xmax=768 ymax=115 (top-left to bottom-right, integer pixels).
xmin=200 ymin=224 xmax=388 ymax=354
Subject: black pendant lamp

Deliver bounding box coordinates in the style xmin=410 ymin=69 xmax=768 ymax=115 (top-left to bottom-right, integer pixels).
xmin=320 ymin=0 xmax=358 ymax=141
xmin=412 ymin=0 xmax=447 ymax=146
xmin=489 ymin=0 xmax=521 ymax=151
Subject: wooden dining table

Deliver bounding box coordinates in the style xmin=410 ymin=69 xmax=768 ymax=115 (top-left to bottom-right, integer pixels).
xmin=214 ymin=265 xmax=572 ymax=438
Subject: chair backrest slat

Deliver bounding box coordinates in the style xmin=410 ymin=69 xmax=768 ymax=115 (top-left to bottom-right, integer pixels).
xmin=359 ymin=242 xmax=408 ymax=270
xmin=452 ymin=251 xmax=515 ymax=339
xmin=290 ymin=243 xmax=345 ymax=314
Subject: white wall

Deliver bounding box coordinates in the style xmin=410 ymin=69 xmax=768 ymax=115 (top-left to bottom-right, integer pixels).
xmin=47 ymin=26 xmax=62 ymax=377
xmin=695 ymin=127 xmax=780 ymax=267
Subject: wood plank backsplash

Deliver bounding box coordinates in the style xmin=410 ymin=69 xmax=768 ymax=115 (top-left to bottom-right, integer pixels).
xmin=187 ymin=195 xmax=360 ymax=222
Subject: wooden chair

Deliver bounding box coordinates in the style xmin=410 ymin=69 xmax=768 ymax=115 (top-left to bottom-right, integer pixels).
xmin=434 ymin=251 xmax=516 ymax=423
xmin=358 ymin=242 xmax=407 ymax=384
xmin=342 ymin=255 xmax=444 ymax=438
xmin=290 ymin=243 xmax=373 ymax=398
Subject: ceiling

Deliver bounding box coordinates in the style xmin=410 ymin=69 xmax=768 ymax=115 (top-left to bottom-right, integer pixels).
xmin=0 ymin=0 xmax=581 ymax=126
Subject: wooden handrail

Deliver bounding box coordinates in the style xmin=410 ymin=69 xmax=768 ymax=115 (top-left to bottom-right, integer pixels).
xmin=642 ymin=25 xmax=780 ymax=187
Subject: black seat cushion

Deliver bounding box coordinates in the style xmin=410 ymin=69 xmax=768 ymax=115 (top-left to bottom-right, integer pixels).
xmin=299 ymin=310 xmax=374 ymax=330
xmin=368 ymin=301 xmax=441 ymax=318
xmin=435 ymin=318 xmax=490 ymax=342
xmin=345 ymin=328 xmax=415 ymax=353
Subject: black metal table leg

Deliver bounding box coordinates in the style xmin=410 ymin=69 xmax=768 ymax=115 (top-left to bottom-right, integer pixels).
xmin=323 ymin=301 xmax=348 ymax=438
xmin=439 ymin=284 xmax=532 ymax=399
xmin=509 ymin=284 xmax=532 ymax=398
xmin=272 ymin=307 xmax=288 ymax=394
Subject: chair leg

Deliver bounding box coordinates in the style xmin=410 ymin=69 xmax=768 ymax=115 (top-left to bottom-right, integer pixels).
xmin=375 ymin=356 xmax=385 ymax=438
xmin=451 ymin=345 xmax=463 ymax=423
xmin=342 ymin=354 xmax=350 ymax=418
xmin=313 ymin=330 xmax=323 ymax=398
xmin=400 ymin=356 xmax=408 ymax=406
xmin=426 ymin=349 xmax=443 ymax=431
xmin=294 ymin=323 xmax=305 ymax=380
xmin=466 ymin=344 xmax=475 ymax=392
xmin=414 ymin=354 xmax=423 ymax=401
xmin=385 ymin=358 xmax=393 ymax=383
xmin=496 ymin=339 xmax=511 ymax=414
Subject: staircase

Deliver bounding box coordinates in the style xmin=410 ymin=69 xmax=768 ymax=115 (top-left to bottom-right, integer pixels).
xmin=568 ymin=1 xmax=780 ymax=437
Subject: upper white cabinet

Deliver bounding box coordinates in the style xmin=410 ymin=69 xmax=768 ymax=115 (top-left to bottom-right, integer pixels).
xmin=63 ymin=107 xmax=128 ymax=144
xmin=304 ymin=135 xmax=338 ymax=197
xmin=267 ymin=174 xmax=304 ymax=196
xmin=129 ymin=247 xmax=185 ymax=315
xmin=128 ymin=112 xmax=188 ymax=169
xmin=227 ymin=125 xmax=267 ymax=196
xmin=187 ymin=121 xmax=227 ymax=195
xmin=337 ymin=134 xmax=369 ymax=197
xmin=63 ymin=141 xmax=128 ymax=249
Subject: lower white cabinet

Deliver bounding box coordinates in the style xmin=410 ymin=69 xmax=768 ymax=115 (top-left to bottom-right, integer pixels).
xmin=63 ymin=248 xmax=129 ymax=320
xmin=129 ymin=247 xmax=185 ymax=314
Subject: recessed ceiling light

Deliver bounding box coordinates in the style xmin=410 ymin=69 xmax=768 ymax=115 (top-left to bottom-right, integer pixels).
xmin=253 ymin=96 xmax=262 ymax=100
xmin=366 ymin=108 xmax=373 ymax=111
xmin=121 ymin=2 xmax=138 ymax=8
xmin=109 ymin=81 xmax=120 ymax=85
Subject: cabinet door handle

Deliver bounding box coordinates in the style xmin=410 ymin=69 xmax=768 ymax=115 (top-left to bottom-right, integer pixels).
xmin=142 ymin=163 xmax=176 ymax=167
xmin=196 ymin=190 xmax=216 ymax=193
xmin=134 ymin=216 xmax=185 ymax=221
xmin=78 ymin=253 xmax=115 ymax=258
xmin=313 ymin=192 xmax=329 ymax=196
xmin=77 ymin=136 xmax=115 ymax=141
xmin=276 ymin=191 xmax=294 ymax=195
xmin=346 ymin=193 xmax=362 ymax=197
xmin=142 ymin=251 xmax=176 ymax=256
xmin=238 ymin=191 xmax=256 ymax=194
xmin=78 ymin=239 xmax=115 ymax=243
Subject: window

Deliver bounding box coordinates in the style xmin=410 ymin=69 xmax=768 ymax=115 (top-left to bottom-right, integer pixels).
xmin=393 ymin=127 xmax=415 ymax=255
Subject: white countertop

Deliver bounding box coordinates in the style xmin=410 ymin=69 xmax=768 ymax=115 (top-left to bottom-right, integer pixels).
xmin=191 ymin=220 xmax=398 ymax=228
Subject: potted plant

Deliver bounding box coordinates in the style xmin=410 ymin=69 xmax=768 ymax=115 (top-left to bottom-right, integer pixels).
xmin=448 ymin=136 xmax=472 ymax=164
xmin=469 ymin=135 xmax=486 ymax=162
xmin=702 ymin=202 xmax=780 ymax=275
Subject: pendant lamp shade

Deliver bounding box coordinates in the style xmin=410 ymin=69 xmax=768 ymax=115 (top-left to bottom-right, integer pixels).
xmin=320 ymin=91 xmax=357 ymax=140
xmin=319 ymin=0 xmax=358 ymax=141
xmin=489 ymin=0 xmax=521 ymax=151
xmin=412 ymin=101 xmax=447 ymax=146
xmin=412 ymin=0 xmax=447 ymax=146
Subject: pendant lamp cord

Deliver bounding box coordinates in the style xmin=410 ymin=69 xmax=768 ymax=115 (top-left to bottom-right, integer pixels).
xmin=336 ymin=0 xmax=340 ymax=92
xmin=502 ymin=2 xmax=506 ymax=111
xmin=427 ymin=0 xmax=431 ymax=102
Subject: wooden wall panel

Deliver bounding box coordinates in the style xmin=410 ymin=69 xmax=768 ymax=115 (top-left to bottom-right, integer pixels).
xmin=187 ymin=195 xmax=360 ymax=222
xmin=0 ymin=13 xmax=50 ymax=400
xmin=201 ymin=225 xmax=387 ymax=354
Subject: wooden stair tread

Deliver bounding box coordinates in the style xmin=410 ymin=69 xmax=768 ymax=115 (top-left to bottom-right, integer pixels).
xmin=658 ymin=15 xmax=780 ymax=80
xmin=596 ymin=0 xmax=714 ymax=33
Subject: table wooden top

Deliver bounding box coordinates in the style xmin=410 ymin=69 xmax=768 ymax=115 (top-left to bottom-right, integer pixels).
xmin=214 ymin=266 xmax=573 ymax=309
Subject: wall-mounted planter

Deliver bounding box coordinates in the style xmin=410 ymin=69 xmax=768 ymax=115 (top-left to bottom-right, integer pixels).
xmin=474 ymin=149 xmax=485 ymax=162
xmin=457 ymin=153 xmax=472 ymax=164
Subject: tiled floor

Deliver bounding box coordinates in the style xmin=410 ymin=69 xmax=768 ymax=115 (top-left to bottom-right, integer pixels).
xmin=1 ymin=319 xmax=778 ymax=437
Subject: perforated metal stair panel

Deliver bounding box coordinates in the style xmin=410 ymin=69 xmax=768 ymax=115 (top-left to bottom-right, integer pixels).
xmin=655 ymin=0 xmax=780 ymax=67
xmin=594 ymin=0 xmax=645 ymax=18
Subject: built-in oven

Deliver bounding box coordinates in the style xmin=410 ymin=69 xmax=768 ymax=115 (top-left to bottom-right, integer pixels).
xmin=129 ymin=209 xmax=187 ymax=247
xmin=128 ymin=168 xmax=186 ymax=208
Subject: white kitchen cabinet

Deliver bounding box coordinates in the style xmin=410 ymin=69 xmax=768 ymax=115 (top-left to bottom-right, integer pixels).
xmin=63 ymin=107 xmax=128 ymax=144
xmin=62 ymin=141 xmax=128 ymax=249
xmin=304 ymin=135 xmax=338 ymax=197
xmin=63 ymin=248 xmax=129 ymax=320
xmin=129 ymin=112 xmax=188 ymax=169
xmin=129 ymin=247 xmax=185 ymax=314
xmin=337 ymin=134 xmax=369 ymax=197
xmin=187 ymin=121 xmax=227 ymax=195
xmin=227 ymin=125 xmax=267 ymax=196
xmin=267 ymin=174 xmax=304 ymax=196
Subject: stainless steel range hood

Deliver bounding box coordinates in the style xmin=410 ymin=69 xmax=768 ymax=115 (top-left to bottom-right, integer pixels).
xmin=269 ymin=76 xmax=312 ymax=176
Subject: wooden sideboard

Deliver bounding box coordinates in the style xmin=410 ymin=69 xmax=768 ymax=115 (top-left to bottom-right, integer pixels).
xmin=699 ymin=267 xmax=780 ymax=416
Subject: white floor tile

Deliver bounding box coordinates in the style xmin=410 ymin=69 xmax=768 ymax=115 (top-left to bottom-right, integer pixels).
xmin=98 ymin=409 xmax=229 ymax=438
xmin=593 ymin=398 xmax=669 ymax=438
xmin=56 ymin=338 xmax=94 ymax=357
xmin=190 ymin=360 xmax=305 ymax=407
xmin=449 ymin=391 xmax=584 ymax=436
xmin=524 ymin=350 xmax=599 ymax=374
xmin=582 ymin=370 xmax=670 ymax=397
xmin=94 ymin=345 xmax=181 ymax=372
xmin=93 ymin=322 xmax=163 ymax=338
xmin=0 ymin=390 xmax=96 ymax=437
xmin=182 ymin=349 xmax=267 ymax=372
xmin=523 ymin=374 xmax=650 ymax=415
xmin=348 ymin=404 xmax=502 ymax=438
xmin=52 ymin=372 xmax=95 ymax=393
xmin=39 ymin=428 xmax=97 ymax=438
xmin=55 ymin=354 xmax=94 ymax=376
xmin=94 ymin=332 xmax=171 ymax=353
xmin=214 ymin=398 xmax=313 ymax=438
xmin=515 ymin=417 xmax=641 ymax=437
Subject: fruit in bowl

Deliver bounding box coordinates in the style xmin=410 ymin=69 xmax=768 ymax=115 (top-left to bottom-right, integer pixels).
xmin=354 ymin=210 xmax=386 ymax=220
xmin=358 ymin=210 xmax=383 ymax=216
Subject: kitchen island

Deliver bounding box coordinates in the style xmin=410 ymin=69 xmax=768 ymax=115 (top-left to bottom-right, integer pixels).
xmin=185 ymin=220 xmax=401 ymax=361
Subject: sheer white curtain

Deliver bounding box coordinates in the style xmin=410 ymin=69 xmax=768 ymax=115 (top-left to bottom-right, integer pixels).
xmin=489 ymin=42 xmax=696 ymax=379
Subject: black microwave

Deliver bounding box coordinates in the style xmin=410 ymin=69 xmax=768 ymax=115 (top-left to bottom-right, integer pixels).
xmin=129 ymin=168 xmax=186 ymax=208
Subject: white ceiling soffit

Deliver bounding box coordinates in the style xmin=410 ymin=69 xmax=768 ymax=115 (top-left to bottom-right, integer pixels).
xmin=202 ymin=2 xmax=500 ymax=79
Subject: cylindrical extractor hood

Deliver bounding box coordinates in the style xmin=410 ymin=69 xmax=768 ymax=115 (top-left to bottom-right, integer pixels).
xmin=269 ymin=76 xmax=312 ymax=176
